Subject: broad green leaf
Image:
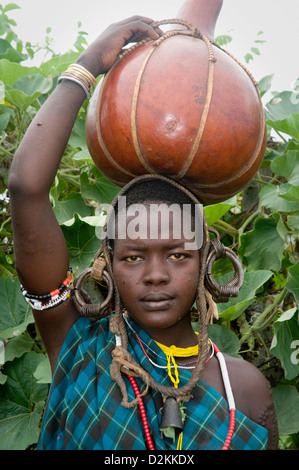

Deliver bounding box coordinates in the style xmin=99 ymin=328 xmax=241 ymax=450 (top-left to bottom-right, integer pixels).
xmin=268 ymin=113 xmax=299 ymax=141
xmin=61 ymin=213 xmax=101 ymax=273
xmin=259 ymin=184 xmax=298 ymax=213
xmin=272 ymin=385 xmax=299 ymax=435
xmin=3 ymin=3 xmax=21 ymax=13
xmin=3 ymin=334 xmax=34 ymax=363
xmin=80 ymin=167 xmax=120 ymax=204
xmin=208 ymin=324 xmax=241 ymax=357
xmin=258 ymin=74 xmax=274 ymax=98
xmin=0 ymin=59 xmax=40 ymax=86
xmin=73 ymin=146 xmax=93 ymax=162
xmin=217 ymin=270 xmax=273 ymax=321
xmin=203 ymin=196 xmax=236 ymax=226
xmin=0 ymin=38 xmax=27 ymax=62
xmin=265 ymin=91 xmax=299 ymax=122
xmin=279 ymin=183 xmax=299 ymax=202
xmin=5 ymin=74 xmax=52 ymax=110
xmin=13 ymin=74 xmax=52 ymax=97
xmin=270 ymin=308 xmax=299 ymax=380
xmin=39 ymin=51 xmax=79 ymax=77
xmin=0 ymin=352 xmax=48 ymax=450
xmin=53 ymin=192 xmax=92 ymax=225
xmin=271 ymin=149 xmax=299 ymax=185
xmin=34 ymin=356 xmax=52 ymax=384
xmin=68 ymin=116 xmax=86 ymax=148
xmin=285 ymin=261 xmax=299 ymax=305
xmin=287 ymin=214 xmax=299 ymax=234
xmin=0 ymin=277 xmax=34 ymax=340
xmin=0 ymin=110 xmax=10 ymax=132
xmin=239 ymin=217 xmax=285 ymax=272
xmin=0 ymin=372 xmax=7 ymax=385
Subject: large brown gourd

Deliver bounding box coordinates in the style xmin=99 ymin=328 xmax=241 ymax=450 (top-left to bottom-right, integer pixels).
xmin=85 ymin=0 xmax=266 ymax=205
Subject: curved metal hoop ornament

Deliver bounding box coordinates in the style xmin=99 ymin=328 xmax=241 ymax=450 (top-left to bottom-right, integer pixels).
xmin=205 ymin=232 xmax=244 ymax=303
xmin=71 ymin=267 xmax=114 ymax=319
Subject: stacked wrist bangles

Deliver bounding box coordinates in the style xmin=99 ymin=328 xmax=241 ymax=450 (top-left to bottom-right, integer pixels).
xmin=57 ymin=64 xmax=97 ymax=99
xmin=21 ymin=268 xmax=73 ymax=311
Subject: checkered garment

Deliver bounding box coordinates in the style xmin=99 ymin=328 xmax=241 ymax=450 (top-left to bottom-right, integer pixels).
xmin=37 ymin=315 xmax=268 ymax=450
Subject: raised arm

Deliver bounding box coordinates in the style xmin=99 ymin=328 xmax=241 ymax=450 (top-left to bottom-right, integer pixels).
xmin=8 ymin=16 xmax=161 ymax=370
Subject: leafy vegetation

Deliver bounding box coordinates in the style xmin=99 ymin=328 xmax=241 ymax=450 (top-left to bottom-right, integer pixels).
xmin=0 ymin=3 xmax=298 ymax=450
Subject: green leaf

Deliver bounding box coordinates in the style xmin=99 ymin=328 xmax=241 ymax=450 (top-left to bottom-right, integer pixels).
xmin=268 ymin=113 xmax=299 ymax=141
xmin=0 ymin=352 xmax=48 ymax=450
xmin=39 ymin=51 xmax=79 ymax=78
xmin=239 ymin=217 xmax=285 ymax=272
xmin=80 ymin=167 xmax=120 ymax=204
xmin=279 ymin=184 xmax=299 ymax=202
xmin=0 ymin=372 xmax=7 ymax=385
xmin=217 ymin=270 xmax=273 ymax=321
xmin=3 ymin=3 xmax=20 ymax=12
xmin=287 ymin=214 xmax=299 ymax=234
xmin=3 ymin=334 xmax=34 ymax=363
xmin=285 ymin=261 xmax=299 ymax=305
xmin=0 ymin=38 xmax=27 ymax=62
xmin=208 ymin=324 xmax=240 ymax=357
xmin=272 ymin=385 xmax=299 ymax=435
xmin=160 ymin=426 xmax=176 ymax=442
xmin=0 ymin=277 xmax=34 ymax=340
xmin=34 ymin=356 xmax=52 ymax=384
xmin=53 ymin=192 xmax=92 ymax=225
xmin=244 ymin=53 xmax=253 ymax=64
xmin=250 ymin=47 xmax=260 ymax=56
xmin=258 ymin=74 xmax=274 ymax=98
xmin=270 ymin=308 xmax=299 ymax=380
xmin=72 ymin=146 xmax=93 ymax=162
xmin=271 ymin=149 xmax=299 ymax=185
xmin=265 ymin=91 xmax=299 ymax=122
xmin=5 ymin=74 xmax=52 ymax=110
xmin=68 ymin=116 xmax=86 ymax=148
xmin=61 ymin=213 xmax=101 ymax=273
xmin=259 ymin=184 xmax=298 ymax=213
xmin=203 ymin=196 xmax=236 ymax=226
xmin=0 ymin=59 xmax=40 ymax=87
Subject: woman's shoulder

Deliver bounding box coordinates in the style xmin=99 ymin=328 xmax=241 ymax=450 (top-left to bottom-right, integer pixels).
xmin=224 ymin=354 xmax=278 ymax=449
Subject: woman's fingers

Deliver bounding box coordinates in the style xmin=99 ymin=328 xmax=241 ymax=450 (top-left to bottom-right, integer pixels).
xmin=76 ymin=16 xmax=164 ymax=76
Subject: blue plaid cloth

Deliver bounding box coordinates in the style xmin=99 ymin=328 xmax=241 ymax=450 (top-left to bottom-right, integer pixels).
xmin=37 ymin=315 xmax=268 ymax=450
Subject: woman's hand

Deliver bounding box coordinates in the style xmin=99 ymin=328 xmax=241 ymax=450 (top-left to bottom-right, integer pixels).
xmin=76 ymin=16 xmax=163 ymax=77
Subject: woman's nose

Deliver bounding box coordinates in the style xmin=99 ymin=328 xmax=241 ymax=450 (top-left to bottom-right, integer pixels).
xmin=143 ymin=257 xmax=170 ymax=285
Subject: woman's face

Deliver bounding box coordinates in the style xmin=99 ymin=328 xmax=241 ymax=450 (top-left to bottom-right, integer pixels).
xmin=111 ymin=203 xmax=200 ymax=344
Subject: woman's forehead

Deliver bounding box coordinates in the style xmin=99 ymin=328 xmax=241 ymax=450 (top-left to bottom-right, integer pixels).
xmin=109 ymin=201 xmax=203 ymax=250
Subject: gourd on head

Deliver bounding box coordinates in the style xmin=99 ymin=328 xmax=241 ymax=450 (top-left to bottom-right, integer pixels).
xmin=85 ymin=0 xmax=266 ymax=205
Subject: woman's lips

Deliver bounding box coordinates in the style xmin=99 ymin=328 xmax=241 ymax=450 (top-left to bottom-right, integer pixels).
xmin=140 ymin=293 xmax=174 ymax=310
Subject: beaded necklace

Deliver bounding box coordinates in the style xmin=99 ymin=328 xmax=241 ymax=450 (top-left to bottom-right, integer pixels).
xmin=121 ymin=314 xmax=236 ymax=450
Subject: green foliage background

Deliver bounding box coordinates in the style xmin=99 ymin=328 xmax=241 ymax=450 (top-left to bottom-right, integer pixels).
xmin=0 ymin=3 xmax=299 ymax=450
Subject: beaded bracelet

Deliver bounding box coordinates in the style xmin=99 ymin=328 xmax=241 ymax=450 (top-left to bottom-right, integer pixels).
xmin=21 ymin=268 xmax=73 ymax=311
xmin=58 ymin=63 xmax=97 ymax=99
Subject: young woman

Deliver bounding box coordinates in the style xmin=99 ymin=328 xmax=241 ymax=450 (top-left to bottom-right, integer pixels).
xmin=8 ymin=17 xmax=278 ymax=450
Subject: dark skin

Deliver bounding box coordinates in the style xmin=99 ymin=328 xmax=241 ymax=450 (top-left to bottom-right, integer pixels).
xmin=8 ymin=17 xmax=278 ymax=450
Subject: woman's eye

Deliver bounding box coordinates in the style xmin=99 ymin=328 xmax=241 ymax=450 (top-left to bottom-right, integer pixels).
xmin=169 ymin=253 xmax=186 ymax=260
xmin=125 ymin=255 xmax=142 ymax=262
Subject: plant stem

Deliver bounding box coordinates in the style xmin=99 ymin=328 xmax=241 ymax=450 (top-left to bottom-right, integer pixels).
xmin=239 ymin=288 xmax=287 ymax=345
xmin=213 ymin=220 xmax=238 ymax=236
xmin=17 ymin=110 xmax=27 ymax=144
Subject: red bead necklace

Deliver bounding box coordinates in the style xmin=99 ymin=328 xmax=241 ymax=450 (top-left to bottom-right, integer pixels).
xmin=127 ymin=339 xmax=236 ymax=450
